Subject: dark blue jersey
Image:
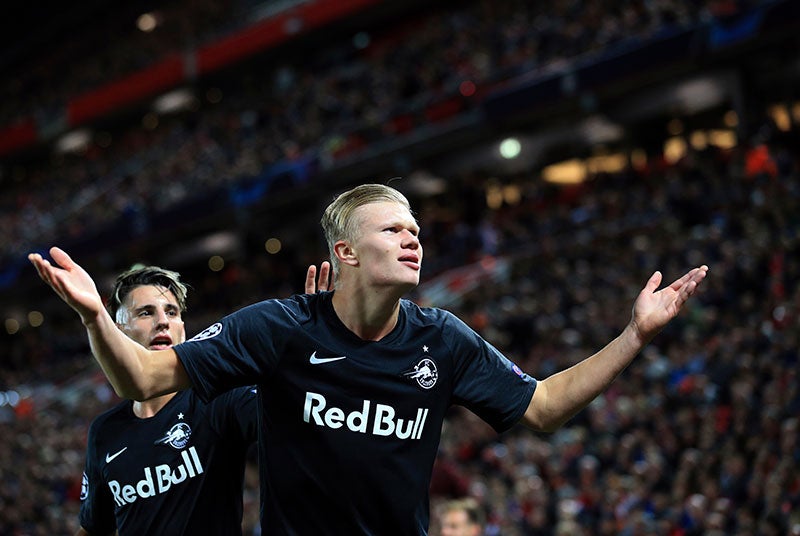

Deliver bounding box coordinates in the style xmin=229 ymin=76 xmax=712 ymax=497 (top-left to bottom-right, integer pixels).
xmin=79 ymin=387 xmax=257 ymax=535
xmin=174 ymin=291 xmax=536 ymax=535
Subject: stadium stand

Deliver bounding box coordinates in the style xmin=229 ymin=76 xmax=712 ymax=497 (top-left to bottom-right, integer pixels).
xmin=1 ymin=0 xmax=799 ymax=534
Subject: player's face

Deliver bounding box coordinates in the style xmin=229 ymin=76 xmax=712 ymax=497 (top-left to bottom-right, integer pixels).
xmin=440 ymin=509 xmax=480 ymax=536
xmin=116 ymin=285 xmax=185 ymax=349
xmin=349 ymin=201 xmax=422 ymax=291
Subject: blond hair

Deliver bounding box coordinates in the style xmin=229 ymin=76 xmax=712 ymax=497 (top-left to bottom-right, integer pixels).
xmin=320 ymin=183 xmax=413 ymax=278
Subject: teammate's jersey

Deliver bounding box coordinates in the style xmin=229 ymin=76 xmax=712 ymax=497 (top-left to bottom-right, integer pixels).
xmin=79 ymin=387 xmax=257 ymax=535
xmin=175 ymin=291 xmax=537 ymax=535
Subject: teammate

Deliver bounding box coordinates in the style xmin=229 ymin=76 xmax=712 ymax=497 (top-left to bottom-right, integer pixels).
xmin=30 ymin=183 xmax=708 ymax=535
xmin=75 ymin=263 xmax=330 ymax=535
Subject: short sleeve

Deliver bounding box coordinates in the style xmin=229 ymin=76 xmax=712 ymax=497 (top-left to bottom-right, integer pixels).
xmin=443 ymin=311 xmax=537 ymax=433
xmin=206 ymin=386 xmax=259 ymax=444
xmin=78 ymin=423 xmax=117 ymax=535
xmin=174 ymin=300 xmax=297 ymax=402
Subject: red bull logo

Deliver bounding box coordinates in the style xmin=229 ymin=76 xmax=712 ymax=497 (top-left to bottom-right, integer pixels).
xmin=303 ymin=392 xmax=429 ymax=440
xmin=109 ymin=446 xmax=204 ymax=507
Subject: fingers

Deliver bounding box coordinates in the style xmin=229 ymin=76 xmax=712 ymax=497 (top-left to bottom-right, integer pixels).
xmin=29 ymin=249 xmax=78 ymax=296
xmin=29 ymin=247 xmax=73 ymax=277
xmin=675 ymin=280 xmax=695 ymax=307
xmin=644 ymin=270 xmax=663 ymax=293
xmin=675 ymin=267 xmax=708 ymax=301
xmin=28 ymin=253 xmax=53 ymax=285
xmin=304 ymin=262 xmax=332 ymax=293
xmin=304 ymin=265 xmax=318 ymax=294
xmin=317 ymin=261 xmax=331 ymax=292
xmin=29 ymin=253 xmax=67 ymax=303
xmin=693 ymin=265 xmax=709 ymax=284
xmin=682 ymin=266 xmax=708 ymax=295
xmin=669 ymin=265 xmax=709 ymax=290
xmin=670 ymin=265 xmax=708 ymax=308
xmin=49 ymin=247 xmax=75 ymax=270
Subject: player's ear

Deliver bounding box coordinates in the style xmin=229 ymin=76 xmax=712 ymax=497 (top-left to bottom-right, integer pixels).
xmin=334 ymin=240 xmax=358 ymax=267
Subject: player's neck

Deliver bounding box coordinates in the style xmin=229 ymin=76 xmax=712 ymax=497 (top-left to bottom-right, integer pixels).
xmin=331 ymin=285 xmax=401 ymax=341
xmin=132 ymin=392 xmax=178 ymax=419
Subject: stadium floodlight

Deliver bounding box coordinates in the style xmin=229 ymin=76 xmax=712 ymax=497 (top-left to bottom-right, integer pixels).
xmin=55 ymin=129 xmax=91 ymax=154
xmin=499 ymin=137 xmax=521 ymax=159
xmin=153 ymin=89 xmax=196 ymax=114
xmin=137 ymin=12 xmax=160 ymax=32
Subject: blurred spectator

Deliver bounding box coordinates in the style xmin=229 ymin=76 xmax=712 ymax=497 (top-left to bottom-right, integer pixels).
xmin=436 ymin=497 xmax=485 ymax=536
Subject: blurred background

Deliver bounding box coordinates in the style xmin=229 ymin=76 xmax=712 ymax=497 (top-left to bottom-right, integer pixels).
xmin=1 ymin=0 xmax=799 ymax=534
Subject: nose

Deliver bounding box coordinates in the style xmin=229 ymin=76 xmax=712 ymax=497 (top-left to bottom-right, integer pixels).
xmin=402 ymin=229 xmax=420 ymax=249
xmin=154 ymin=309 xmax=170 ymax=329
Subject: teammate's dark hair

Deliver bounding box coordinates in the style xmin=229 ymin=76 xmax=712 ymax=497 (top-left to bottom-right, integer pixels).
xmin=108 ymin=265 xmax=189 ymax=317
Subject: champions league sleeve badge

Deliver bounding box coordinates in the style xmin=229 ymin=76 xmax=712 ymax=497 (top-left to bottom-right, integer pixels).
xmin=188 ymin=322 xmax=222 ymax=342
xmin=80 ymin=472 xmax=89 ymax=500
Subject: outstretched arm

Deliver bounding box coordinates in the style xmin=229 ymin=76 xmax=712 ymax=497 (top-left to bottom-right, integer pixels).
xmin=522 ymin=265 xmax=708 ymax=432
xmin=29 ymin=247 xmax=188 ymax=400
xmin=30 ymin=248 xmax=336 ymax=400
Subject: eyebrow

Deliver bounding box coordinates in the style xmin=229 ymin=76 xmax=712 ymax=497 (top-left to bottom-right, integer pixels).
xmin=132 ymin=303 xmax=180 ymax=314
xmin=382 ymin=218 xmax=420 ymax=231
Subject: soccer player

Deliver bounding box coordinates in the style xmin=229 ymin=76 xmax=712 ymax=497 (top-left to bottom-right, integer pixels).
xmin=74 ymin=263 xmax=330 ymax=535
xmin=31 ymin=183 xmax=708 ymax=535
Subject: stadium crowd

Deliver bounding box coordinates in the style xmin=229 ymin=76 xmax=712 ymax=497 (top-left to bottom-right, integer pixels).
xmin=3 ymin=125 xmax=799 ymax=534
xmin=0 ymin=0 xmax=722 ymax=269
xmin=0 ymin=0 xmax=240 ymax=128
xmin=2 ymin=0 xmax=799 ymax=534
xmin=1 ymin=0 xmax=715 ymax=128
xmin=425 ymin=129 xmax=800 ymax=535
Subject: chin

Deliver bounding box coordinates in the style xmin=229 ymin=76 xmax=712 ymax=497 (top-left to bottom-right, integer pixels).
xmin=398 ymin=278 xmax=420 ymax=292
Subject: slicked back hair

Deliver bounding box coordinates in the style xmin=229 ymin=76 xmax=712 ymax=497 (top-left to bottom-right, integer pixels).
xmin=320 ymin=183 xmax=413 ymax=279
xmin=108 ymin=265 xmax=188 ymax=321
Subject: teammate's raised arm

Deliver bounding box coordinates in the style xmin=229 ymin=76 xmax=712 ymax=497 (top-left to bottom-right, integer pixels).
xmin=29 ymin=247 xmax=189 ymax=400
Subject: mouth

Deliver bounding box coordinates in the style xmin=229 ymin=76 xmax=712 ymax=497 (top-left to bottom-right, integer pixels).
xmin=149 ymin=335 xmax=173 ymax=350
xmin=398 ymin=254 xmax=420 ymax=271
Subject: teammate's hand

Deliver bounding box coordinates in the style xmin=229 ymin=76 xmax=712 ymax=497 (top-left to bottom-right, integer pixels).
xmin=305 ymin=261 xmax=333 ymax=294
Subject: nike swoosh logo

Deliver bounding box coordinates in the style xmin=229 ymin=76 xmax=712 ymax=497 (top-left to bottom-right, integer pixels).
xmin=105 ymin=447 xmax=128 ymax=463
xmin=309 ymin=351 xmax=347 ymax=365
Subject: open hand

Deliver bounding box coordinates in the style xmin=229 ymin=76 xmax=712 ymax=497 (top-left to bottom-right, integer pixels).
xmin=28 ymin=247 xmax=105 ymax=323
xmin=631 ymin=265 xmax=708 ymax=344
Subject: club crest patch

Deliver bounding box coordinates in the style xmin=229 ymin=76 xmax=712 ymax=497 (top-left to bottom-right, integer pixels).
xmin=404 ymin=357 xmax=439 ymax=390
xmin=155 ymin=422 xmax=192 ymax=449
